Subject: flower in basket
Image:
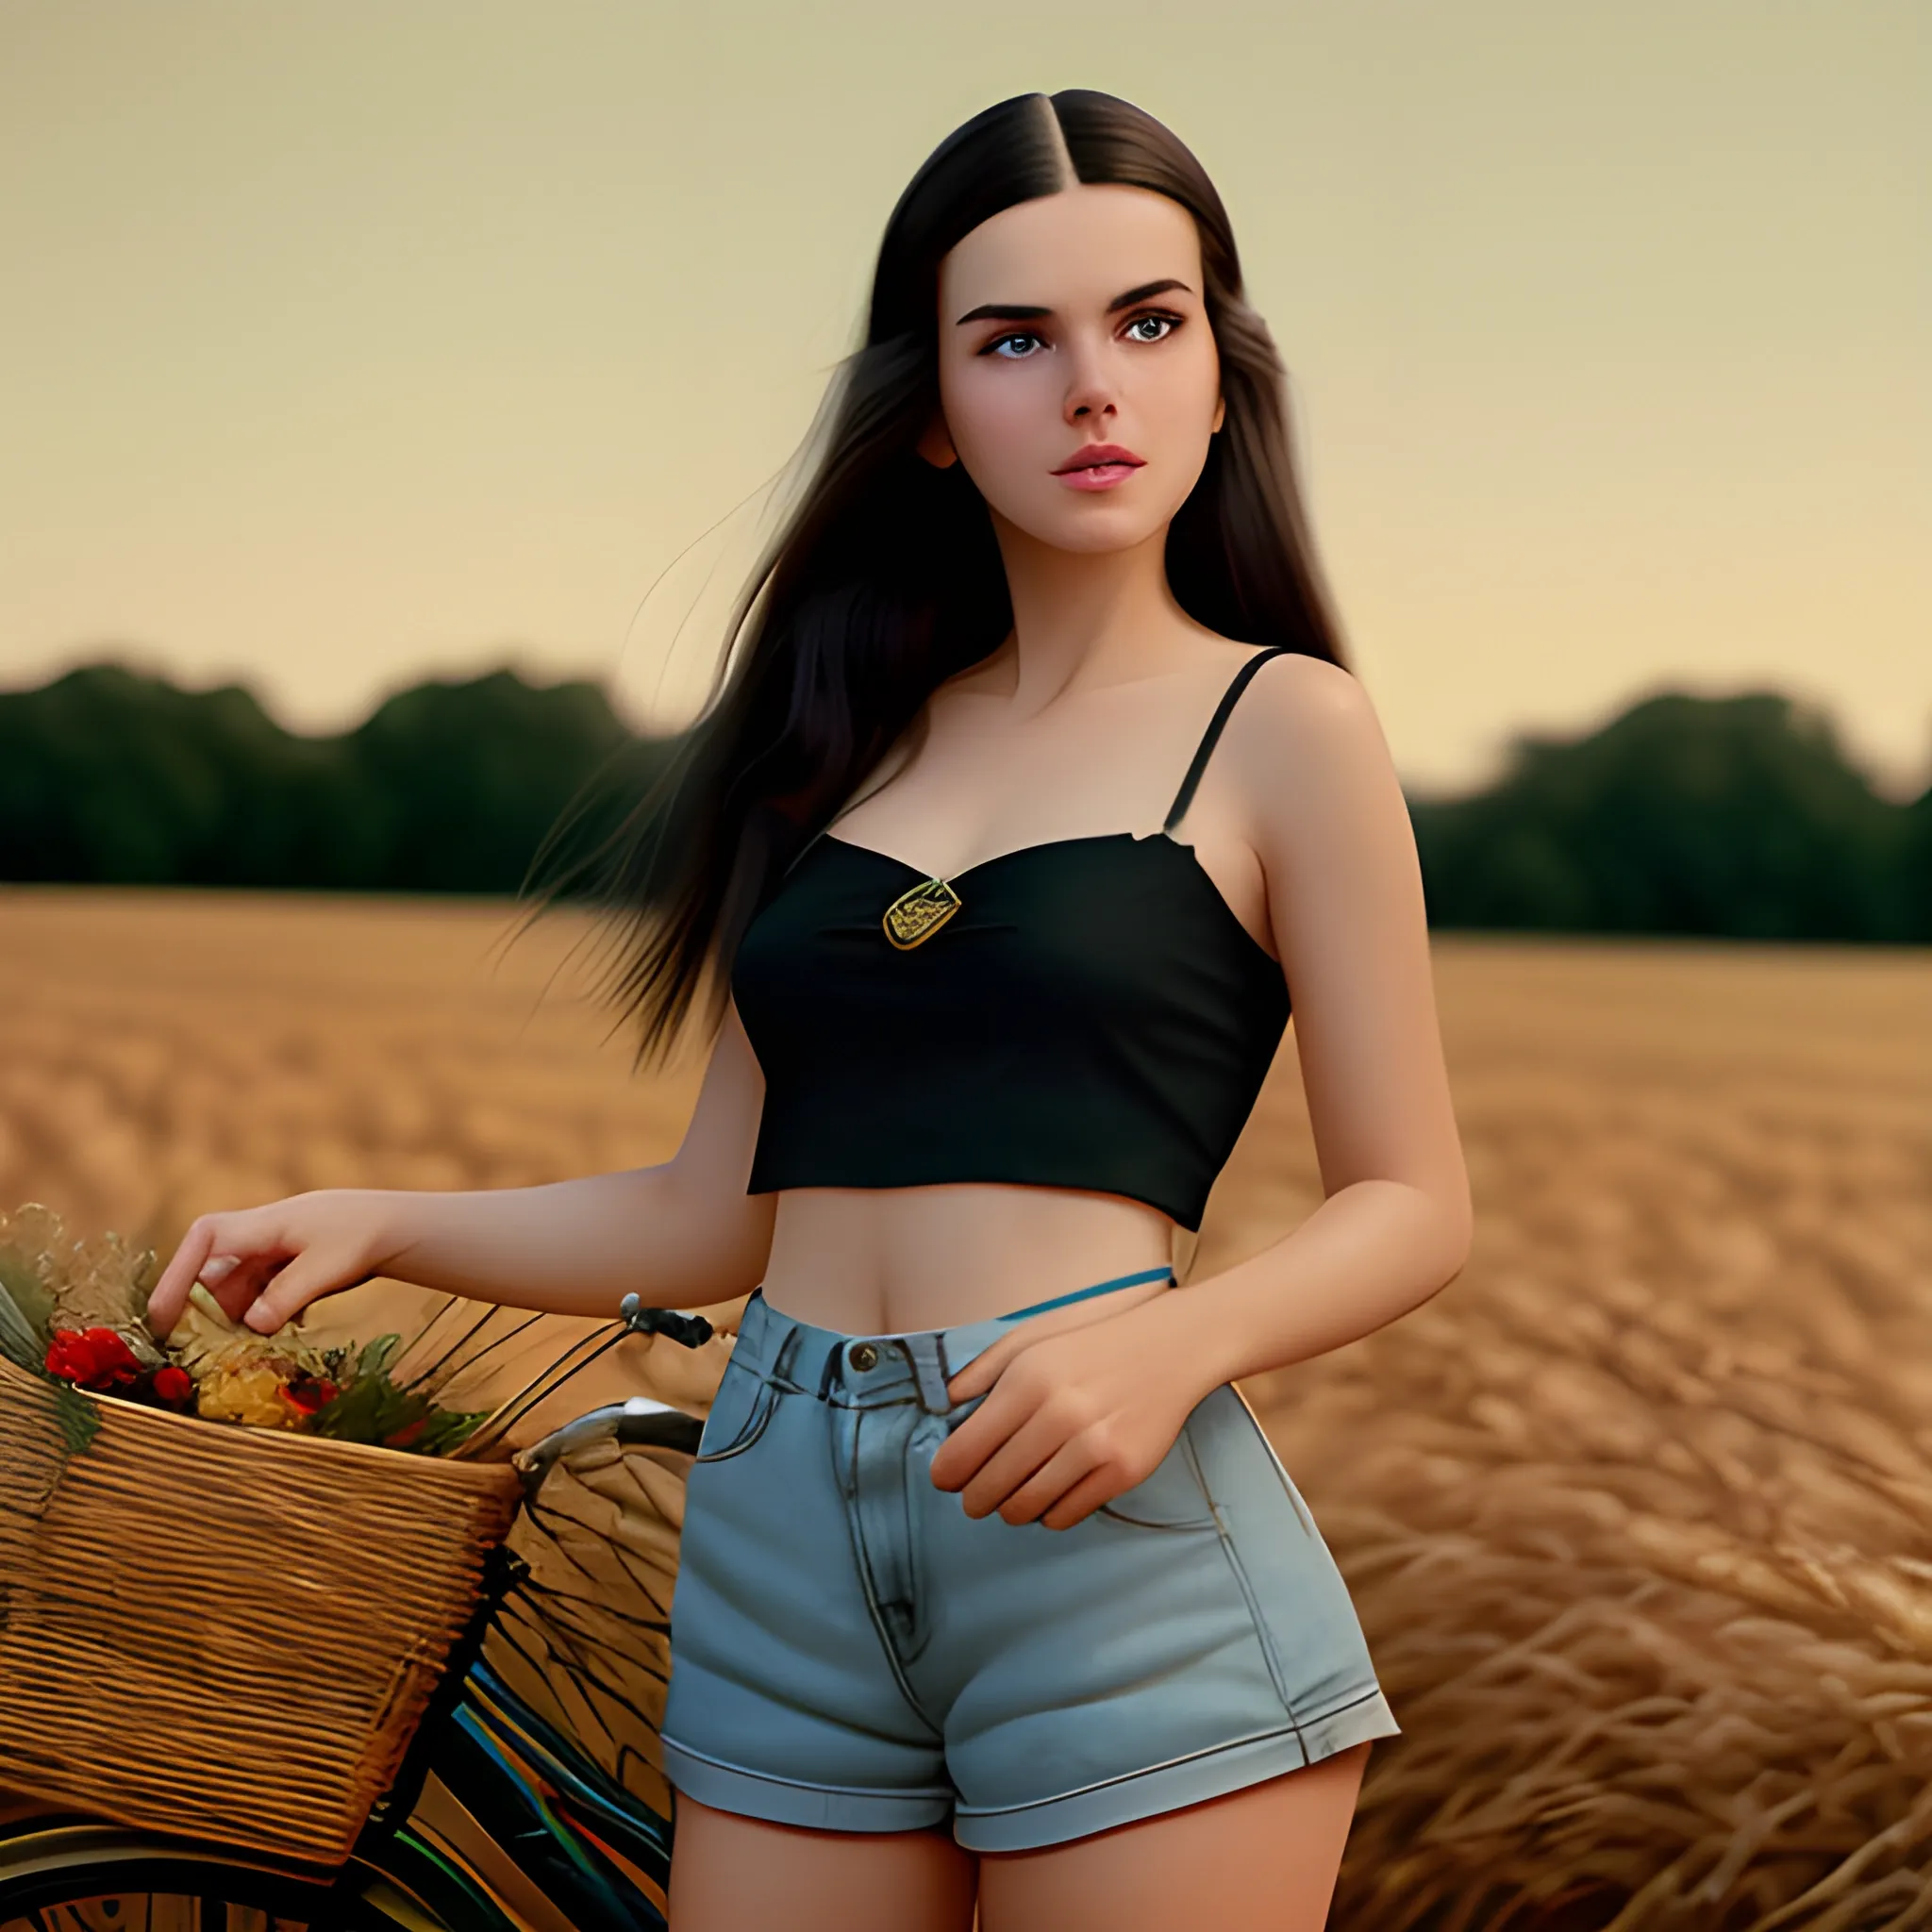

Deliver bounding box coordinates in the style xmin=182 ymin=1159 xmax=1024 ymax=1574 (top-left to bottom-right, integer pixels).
xmin=98 ymin=1276 xmax=338 ymax=1430
xmin=151 ymin=1363 xmax=194 ymax=1408
xmin=164 ymin=1279 xmax=335 ymax=1380
xmin=160 ymin=1283 xmax=351 ymax=1428
xmin=1 ymin=1203 xmax=164 ymax=1453
xmin=4 ymin=1204 xmax=493 ymax=1458
xmin=45 ymin=1324 xmax=143 ymax=1391
xmin=195 ymin=1360 xmax=322 ymax=1430
xmin=3 ymin=1202 xmax=162 ymax=1368
xmin=166 ymin=1278 xmax=488 ymax=1454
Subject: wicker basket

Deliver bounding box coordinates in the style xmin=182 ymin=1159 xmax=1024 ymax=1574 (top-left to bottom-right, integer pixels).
xmin=0 ymin=1352 xmax=525 ymax=1866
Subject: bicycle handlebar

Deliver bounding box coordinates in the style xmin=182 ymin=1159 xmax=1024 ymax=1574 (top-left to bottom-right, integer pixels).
xmin=452 ymin=1297 xmax=720 ymax=1464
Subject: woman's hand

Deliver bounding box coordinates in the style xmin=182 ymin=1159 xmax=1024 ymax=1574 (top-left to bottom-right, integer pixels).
xmin=926 ymin=1291 xmax=1220 ymax=1531
xmin=145 ymin=1190 xmax=405 ymax=1342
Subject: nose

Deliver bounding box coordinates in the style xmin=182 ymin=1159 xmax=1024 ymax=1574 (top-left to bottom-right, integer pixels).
xmin=1063 ymin=338 xmax=1120 ymax=427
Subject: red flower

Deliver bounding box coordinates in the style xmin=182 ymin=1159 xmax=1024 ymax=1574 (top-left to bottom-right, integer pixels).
xmin=281 ymin=1374 xmax=340 ymax=1418
xmin=383 ymin=1416 xmax=428 ymax=1450
xmin=46 ymin=1325 xmax=142 ymax=1391
xmin=151 ymin=1364 xmax=194 ymax=1407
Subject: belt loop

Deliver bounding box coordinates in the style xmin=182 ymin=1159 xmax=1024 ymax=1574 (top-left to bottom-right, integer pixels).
xmin=769 ymin=1326 xmax=804 ymax=1392
xmin=907 ymin=1334 xmax=953 ymax=1416
xmin=732 ymin=1293 xmax=772 ymax=1382
xmin=817 ymin=1340 xmax=842 ymax=1404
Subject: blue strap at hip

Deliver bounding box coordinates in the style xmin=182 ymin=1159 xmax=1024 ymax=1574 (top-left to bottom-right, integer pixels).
xmin=994 ymin=1265 xmax=1175 ymax=1324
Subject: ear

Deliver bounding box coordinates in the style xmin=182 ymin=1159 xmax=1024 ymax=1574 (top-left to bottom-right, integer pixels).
xmin=917 ymin=411 xmax=958 ymax=469
xmin=1210 ymin=394 xmax=1225 ymax=435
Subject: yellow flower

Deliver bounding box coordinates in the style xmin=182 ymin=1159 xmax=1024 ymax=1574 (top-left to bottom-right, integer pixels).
xmin=196 ymin=1362 xmax=304 ymax=1431
xmin=170 ymin=1282 xmax=332 ymax=1389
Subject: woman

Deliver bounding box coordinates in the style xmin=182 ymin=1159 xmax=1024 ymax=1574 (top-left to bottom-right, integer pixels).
xmin=148 ymin=91 xmax=1470 ymax=1932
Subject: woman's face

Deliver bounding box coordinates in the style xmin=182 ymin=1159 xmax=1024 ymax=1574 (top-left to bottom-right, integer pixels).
xmin=925 ymin=183 xmax=1224 ymax=556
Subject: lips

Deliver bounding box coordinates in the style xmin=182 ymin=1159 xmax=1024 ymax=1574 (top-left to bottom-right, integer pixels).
xmin=1052 ymin=443 xmax=1145 ymax=475
xmin=1053 ymin=442 xmax=1145 ymax=492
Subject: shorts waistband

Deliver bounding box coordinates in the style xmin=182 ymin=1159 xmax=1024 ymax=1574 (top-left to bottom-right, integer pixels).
xmin=730 ymin=1268 xmax=1175 ymax=1416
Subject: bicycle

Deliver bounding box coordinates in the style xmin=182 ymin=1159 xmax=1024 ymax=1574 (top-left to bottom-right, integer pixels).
xmin=0 ymin=1298 xmax=724 ymax=1932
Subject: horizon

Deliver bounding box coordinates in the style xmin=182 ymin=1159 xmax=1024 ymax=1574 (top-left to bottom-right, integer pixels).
xmin=16 ymin=650 xmax=1925 ymax=806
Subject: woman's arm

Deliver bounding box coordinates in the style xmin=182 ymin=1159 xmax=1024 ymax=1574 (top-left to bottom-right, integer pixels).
xmin=933 ymin=654 xmax=1471 ymax=1526
xmin=1169 ymin=651 xmax=1473 ymax=1386
xmin=146 ymin=1004 xmax=775 ymax=1337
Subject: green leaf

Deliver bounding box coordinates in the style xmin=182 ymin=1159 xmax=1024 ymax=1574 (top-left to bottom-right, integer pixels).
xmin=50 ymin=1378 xmax=101 ymax=1456
xmin=309 ymin=1372 xmax=423 ymax=1444
xmin=355 ymin=1333 xmax=403 ymax=1381
xmin=414 ymin=1407 xmax=488 ymax=1456
xmin=304 ymin=1331 xmax=488 ymax=1455
xmin=0 ymin=1257 xmax=55 ymax=1345
xmin=0 ymin=1278 xmax=43 ymax=1373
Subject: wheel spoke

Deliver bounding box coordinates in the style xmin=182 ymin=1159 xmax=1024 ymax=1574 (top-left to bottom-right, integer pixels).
xmin=0 ymin=1900 xmax=309 ymax=1932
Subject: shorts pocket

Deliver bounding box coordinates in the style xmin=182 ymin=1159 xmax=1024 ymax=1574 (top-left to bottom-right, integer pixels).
xmin=693 ymin=1355 xmax=779 ymax=1463
xmin=1094 ymin=1417 xmax=1219 ymax=1531
xmin=1221 ymin=1385 xmax=1320 ymax=1539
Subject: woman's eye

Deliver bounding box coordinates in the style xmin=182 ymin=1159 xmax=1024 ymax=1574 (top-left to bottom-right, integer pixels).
xmin=987 ymin=331 xmax=1044 ymax=359
xmin=1124 ymin=313 xmax=1179 ymax=343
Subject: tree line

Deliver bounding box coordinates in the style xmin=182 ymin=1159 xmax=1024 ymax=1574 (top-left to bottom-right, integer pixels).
xmin=0 ymin=663 xmax=666 ymax=897
xmin=1 ymin=662 xmax=1925 ymax=941
xmin=1408 ymin=691 xmax=1928 ymax=942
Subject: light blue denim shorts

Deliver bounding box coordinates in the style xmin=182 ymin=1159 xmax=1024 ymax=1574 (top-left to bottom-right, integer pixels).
xmin=661 ymin=1274 xmax=1400 ymax=1853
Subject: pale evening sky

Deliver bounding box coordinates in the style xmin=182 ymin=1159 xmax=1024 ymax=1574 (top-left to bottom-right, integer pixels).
xmin=2 ymin=1 xmax=1925 ymax=795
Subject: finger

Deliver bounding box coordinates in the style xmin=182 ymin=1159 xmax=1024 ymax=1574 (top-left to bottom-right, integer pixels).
xmin=1040 ymin=1464 xmax=1124 ymax=1532
xmin=208 ymin=1252 xmax=291 ymax=1325
xmin=934 ymin=1342 xmax=1064 ymax=1485
xmin=944 ymin=1333 xmax=1029 ymax=1406
xmin=147 ymin=1219 xmax=222 ymax=1338
xmin=928 ymin=1384 xmax=1025 ymax=1491
xmin=956 ymin=1410 xmax=1073 ymax=1522
xmin=243 ymin=1247 xmax=361 ymax=1334
xmin=989 ymin=1438 xmax=1106 ymax=1527
xmin=152 ymin=1207 xmax=296 ymax=1334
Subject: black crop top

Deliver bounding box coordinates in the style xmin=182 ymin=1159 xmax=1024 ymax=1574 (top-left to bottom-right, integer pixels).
xmin=732 ymin=647 xmax=1293 ymax=1231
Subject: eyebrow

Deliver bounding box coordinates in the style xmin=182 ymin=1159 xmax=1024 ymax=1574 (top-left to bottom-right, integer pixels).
xmin=953 ymin=277 xmax=1194 ymax=326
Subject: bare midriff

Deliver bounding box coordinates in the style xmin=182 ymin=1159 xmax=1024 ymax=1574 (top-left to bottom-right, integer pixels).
xmin=758 ymin=1182 xmax=1179 ymax=1339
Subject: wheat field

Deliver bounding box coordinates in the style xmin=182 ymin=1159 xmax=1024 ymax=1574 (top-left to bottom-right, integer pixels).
xmin=2 ymin=888 xmax=1928 ymax=1928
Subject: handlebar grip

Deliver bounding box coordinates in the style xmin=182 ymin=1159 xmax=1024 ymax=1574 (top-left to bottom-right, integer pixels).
xmin=618 ymin=1294 xmax=714 ymax=1350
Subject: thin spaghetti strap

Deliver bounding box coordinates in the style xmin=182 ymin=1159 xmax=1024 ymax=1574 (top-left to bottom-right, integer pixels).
xmin=1162 ymin=647 xmax=1292 ymax=834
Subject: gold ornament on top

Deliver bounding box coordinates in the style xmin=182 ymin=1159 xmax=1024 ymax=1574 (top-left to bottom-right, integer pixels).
xmin=882 ymin=876 xmax=962 ymax=950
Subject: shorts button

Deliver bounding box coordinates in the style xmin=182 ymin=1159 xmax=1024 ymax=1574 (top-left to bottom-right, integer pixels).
xmin=847 ymin=1342 xmax=880 ymax=1372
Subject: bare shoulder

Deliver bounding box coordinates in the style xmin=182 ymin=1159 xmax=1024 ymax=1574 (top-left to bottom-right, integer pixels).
xmin=1195 ymin=649 xmax=1413 ymax=892
xmin=1243 ymin=647 xmax=1372 ymax=720
xmin=1224 ymin=651 xmax=1392 ymax=793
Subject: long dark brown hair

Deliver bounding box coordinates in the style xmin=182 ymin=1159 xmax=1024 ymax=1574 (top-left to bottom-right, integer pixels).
xmin=575 ymin=89 xmax=1348 ymax=1058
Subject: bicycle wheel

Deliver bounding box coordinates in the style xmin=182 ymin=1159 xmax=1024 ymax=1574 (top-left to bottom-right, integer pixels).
xmin=0 ymin=1815 xmax=439 ymax=1932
